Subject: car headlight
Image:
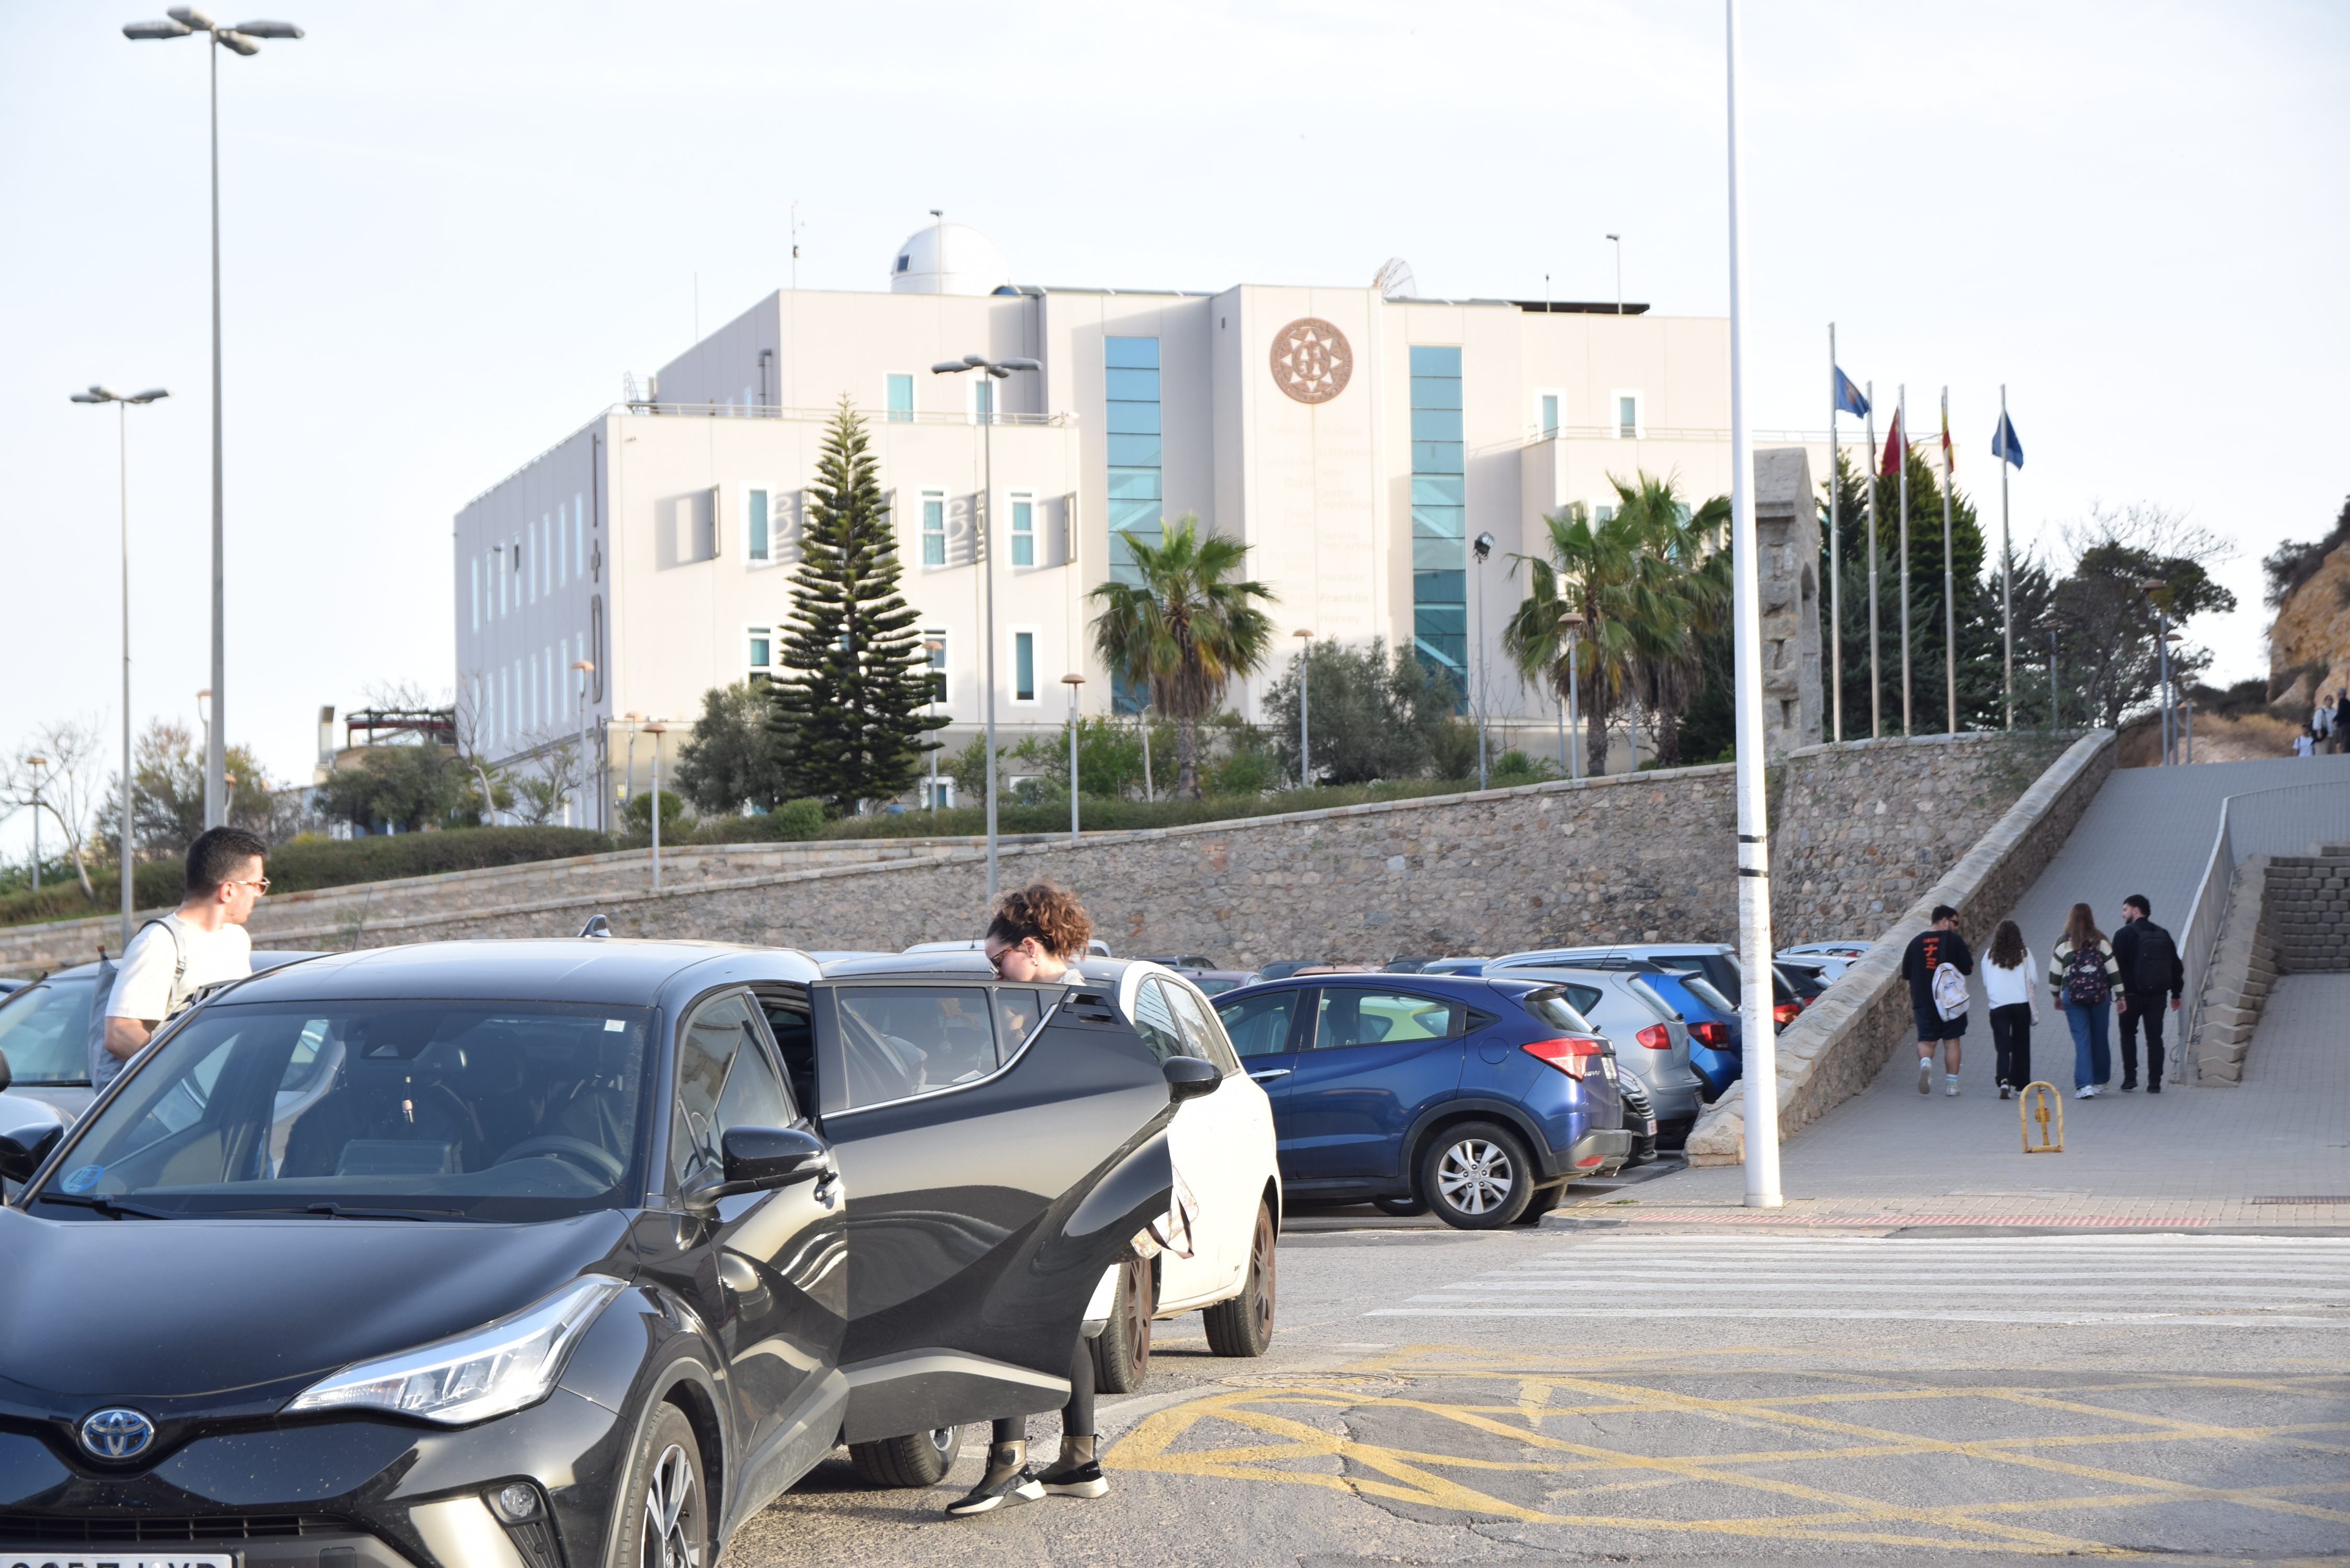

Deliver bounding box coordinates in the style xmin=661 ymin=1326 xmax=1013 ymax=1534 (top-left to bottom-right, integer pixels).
xmin=286 ymin=1276 xmax=626 ymax=1426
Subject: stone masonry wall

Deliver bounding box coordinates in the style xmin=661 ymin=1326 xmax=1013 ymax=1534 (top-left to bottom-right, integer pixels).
xmin=0 ymin=732 xmax=2077 ymax=978
xmin=2194 ymin=851 xmax=2350 ymax=1085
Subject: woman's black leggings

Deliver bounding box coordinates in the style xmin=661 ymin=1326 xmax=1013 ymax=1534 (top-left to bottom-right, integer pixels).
xmin=992 ymin=1339 xmax=1094 ymax=1445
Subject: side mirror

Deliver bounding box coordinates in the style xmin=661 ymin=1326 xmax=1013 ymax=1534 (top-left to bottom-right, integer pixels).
xmin=679 ymin=1125 xmax=829 ymax=1212
xmin=1163 ymin=1056 xmax=1222 ymax=1103
xmin=0 ymin=1101 xmax=63 ymax=1186
xmin=0 ymin=1048 xmax=11 ymax=1094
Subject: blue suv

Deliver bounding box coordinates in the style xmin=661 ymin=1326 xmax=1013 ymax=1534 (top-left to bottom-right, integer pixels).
xmin=1212 ymin=973 xmax=1633 ymax=1230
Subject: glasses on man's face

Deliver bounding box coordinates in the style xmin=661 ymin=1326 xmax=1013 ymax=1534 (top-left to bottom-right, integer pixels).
xmin=228 ymin=877 xmax=271 ymax=895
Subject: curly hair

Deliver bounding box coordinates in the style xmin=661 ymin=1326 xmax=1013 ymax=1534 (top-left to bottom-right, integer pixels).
xmin=1987 ymin=919 xmax=2027 ymax=971
xmin=986 ymin=881 xmax=1093 ymax=961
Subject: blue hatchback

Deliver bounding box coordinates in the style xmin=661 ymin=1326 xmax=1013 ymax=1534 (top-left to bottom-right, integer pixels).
xmin=1638 ymin=969 xmax=1744 ymax=1101
xmin=1212 ymin=973 xmax=1633 ymax=1230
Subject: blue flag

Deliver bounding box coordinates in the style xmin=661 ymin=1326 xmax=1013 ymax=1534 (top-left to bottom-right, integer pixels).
xmin=1990 ymin=411 xmax=2024 ymax=469
xmin=1833 ymin=367 xmax=1870 ymax=418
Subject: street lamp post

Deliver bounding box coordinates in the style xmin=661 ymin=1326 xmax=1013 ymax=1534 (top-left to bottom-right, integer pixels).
xmin=1292 ymin=629 xmax=1312 ymax=788
xmin=644 ymin=722 xmax=666 ymax=891
xmin=125 ymin=7 xmax=303 ymax=829
xmin=1060 ymin=674 xmax=1085 ymax=844
xmin=1473 ymin=532 xmax=1495 ymax=790
xmin=570 ymin=660 xmax=595 ymax=828
xmin=931 ymin=353 xmax=1040 ymax=908
xmin=1562 ymin=611 xmax=1586 ymax=781
xmin=2138 ymin=580 xmax=2171 ymax=764
xmin=26 ymin=758 xmax=47 ymax=893
xmin=1606 ymin=233 xmax=1622 ymax=315
xmin=71 ymin=383 xmax=170 ymax=946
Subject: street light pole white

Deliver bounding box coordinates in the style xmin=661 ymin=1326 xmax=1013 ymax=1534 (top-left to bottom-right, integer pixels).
xmin=72 ymin=383 xmax=170 ymax=946
xmin=1563 ymin=612 xmax=1585 ymax=781
xmin=1061 ymin=674 xmax=1085 ymax=843
xmin=932 ymin=353 xmax=1040 ymax=909
xmin=1827 ymin=324 xmax=1842 ymax=743
xmin=1723 ymin=0 xmax=1782 ymax=1208
xmin=1606 ymin=234 xmax=1622 ymax=315
xmin=1473 ymin=532 xmax=1495 ymax=789
xmin=125 ymin=8 xmax=304 ymax=828
xmin=1292 ymin=630 xmax=1312 ymax=788
xmin=571 ymin=659 xmax=595 ymax=828
xmin=26 ymin=759 xmax=46 ymax=893
xmin=644 ymin=722 xmax=665 ymax=890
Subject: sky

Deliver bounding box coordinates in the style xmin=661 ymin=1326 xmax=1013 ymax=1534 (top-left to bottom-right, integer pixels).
xmin=5 ymin=0 xmax=2345 ymax=858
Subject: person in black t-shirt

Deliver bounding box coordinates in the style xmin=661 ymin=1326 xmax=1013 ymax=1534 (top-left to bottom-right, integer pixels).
xmin=1900 ymin=905 xmax=1975 ymax=1097
xmin=2111 ymin=894 xmax=2183 ymax=1092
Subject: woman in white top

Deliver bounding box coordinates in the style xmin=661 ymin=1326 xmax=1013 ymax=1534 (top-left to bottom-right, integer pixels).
xmin=1980 ymin=918 xmax=2038 ymax=1100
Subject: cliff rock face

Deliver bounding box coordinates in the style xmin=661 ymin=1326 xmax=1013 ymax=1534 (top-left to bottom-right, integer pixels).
xmin=2270 ymin=543 xmax=2350 ymax=709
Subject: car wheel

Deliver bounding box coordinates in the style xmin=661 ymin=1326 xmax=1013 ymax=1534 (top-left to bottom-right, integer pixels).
xmin=1420 ymin=1121 xmax=1534 ymax=1230
xmin=847 ymin=1424 xmax=962 ymax=1489
xmin=618 ymin=1403 xmax=707 ymax=1568
xmin=1512 ymin=1181 xmax=1565 ymax=1225
xmin=1203 ymin=1199 xmax=1277 ymax=1357
xmin=1369 ymin=1194 xmax=1428 ymax=1217
xmin=1090 ymin=1251 xmax=1155 ymax=1393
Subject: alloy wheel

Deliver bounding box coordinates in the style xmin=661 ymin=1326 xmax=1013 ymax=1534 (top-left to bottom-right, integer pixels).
xmin=1248 ymin=1203 xmax=1276 ymax=1339
xmin=640 ymin=1442 xmax=700 ymax=1568
xmin=1435 ymin=1138 xmax=1516 ymax=1215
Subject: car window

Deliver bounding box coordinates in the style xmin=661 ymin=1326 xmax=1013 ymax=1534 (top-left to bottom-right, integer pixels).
xmin=1128 ymin=977 xmax=1196 ymax=1064
xmin=1681 ymin=975 xmax=1736 ymax=1014
xmin=1628 ymin=975 xmax=1681 ymax=1021
xmin=833 ymin=986 xmax=998 ymax=1109
xmin=0 ymin=978 xmax=97 ymax=1086
xmin=1559 ymin=983 xmax=1604 ymax=1018
xmin=671 ymin=993 xmax=793 ymax=1188
xmin=1157 ymin=978 xmax=1241 ymax=1075
xmin=757 ymin=998 xmax=816 ymax=1118
xmin=1312 ymin=989 xmax=1457 ymax=1050
xmin=1520 ymin=987 xmax=1598 ymax=1036
xmin=992 ymin=987 xmax=1053 ymax=1054
xmin=1215 ymin=989 xmax=1299 ymax=1059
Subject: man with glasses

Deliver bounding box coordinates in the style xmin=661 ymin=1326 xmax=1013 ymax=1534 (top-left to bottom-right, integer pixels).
xmin=96 ymin=826 xmax=271 ymax=1091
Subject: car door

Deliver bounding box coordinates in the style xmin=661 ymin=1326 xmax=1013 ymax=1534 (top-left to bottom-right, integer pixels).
xmin=1213 ymin=986 xmax=1307 ymax=1166
xmin=644 ymin=988 xmax=847 ymax=1506
xmin=1147 ymin=974 xmax=1264 ymax=1296
xmin=1281 ymin=986 xmax=1468 ymax=1182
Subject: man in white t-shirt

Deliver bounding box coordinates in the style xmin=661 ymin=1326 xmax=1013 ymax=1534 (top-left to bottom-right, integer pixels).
xmin=96 ymin=826 xmax=270 ymax=1090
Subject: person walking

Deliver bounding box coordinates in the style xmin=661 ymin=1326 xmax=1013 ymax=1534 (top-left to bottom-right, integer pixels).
xmin=2332 ymin=690 xmax=2349 ymax=754
xmin=2295 ymin=726 xmax=2317 ymax=758
xmin=2112 ymin=894 xmax=2184 ymax=1092
xmin=1900 ymin=904 xmax=1974 ymax=1097
xmin=2049 ymin=902 xmax=2121 ymax=1099
xmin=1982 ymin=918 xmax=2038 ymax=1100
xmin=94 ymin=826 xmax=269 ymax=1092
xmin=949 ymin=880 xmax=1115 ymax=1516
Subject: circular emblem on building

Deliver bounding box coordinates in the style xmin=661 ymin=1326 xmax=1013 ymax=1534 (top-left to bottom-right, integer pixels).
xmin=1269 ymin=318 xmax=1352 ymax=405
xmin=79 ymin=1408 xmax=155 ymax=1461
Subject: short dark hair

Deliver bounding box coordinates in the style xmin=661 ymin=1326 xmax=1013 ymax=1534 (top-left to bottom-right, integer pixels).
xmin=1930 ymin=904 xmax=1958 ymax=924
xmin=187 ymin=826 xmax=270 ymax=897
xmin=2123 ymin=894 xmax=2150 ymax=917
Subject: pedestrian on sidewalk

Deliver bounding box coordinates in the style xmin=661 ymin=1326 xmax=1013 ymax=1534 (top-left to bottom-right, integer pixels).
xmin=1982 ymin=918 xmax=2038 ymax=1100
xmin=2050 ymin=902 xmax=2121 ymax=1100
xmin=93 ymin=826 xmax=268 ymax=1092
xmin=1901 ymin=903 xmax=1974 ymax=1098
xmin=2112 ymin=894 xmax=2184 ymax=1092
xmin=2331 ymin=690 xmax=2349 ymax=754
xmin=2295 ymin=726 xmax=2316 ymax=758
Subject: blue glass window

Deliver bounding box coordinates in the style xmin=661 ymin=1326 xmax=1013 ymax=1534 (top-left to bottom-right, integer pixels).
xmin=1410 ymin=345 xmax=1467 ymax=706
xmin=1011 ymin=498 xmax=1033 ymax=567
xmin=921 ymin=491 xmax=946 ymax=567
xmin=1105 ymin=336 xmax=1163 ymax=603
xmin=747 ymin=488 xmax=770 ymax=561
xmin=886 ymin=374 xmax=913 ymax=423
xmin=1014 ymin=632 xmax=1035 ymax=702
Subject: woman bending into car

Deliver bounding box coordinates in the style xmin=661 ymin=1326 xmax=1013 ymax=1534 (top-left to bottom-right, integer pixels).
xmin=949 ymin=881 xmax=1113 ymax=1516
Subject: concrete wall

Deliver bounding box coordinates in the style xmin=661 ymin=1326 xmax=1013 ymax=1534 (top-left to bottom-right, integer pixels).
xmin=2193 ymin=850 xmax=2350 ymax=1084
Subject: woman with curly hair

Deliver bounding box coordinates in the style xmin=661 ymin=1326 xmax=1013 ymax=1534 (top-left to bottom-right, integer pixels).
xmin=948 ymin=882 xmax=1111 ymax=1516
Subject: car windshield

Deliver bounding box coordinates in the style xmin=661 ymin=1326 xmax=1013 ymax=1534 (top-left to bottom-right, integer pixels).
xmin=33 ymin=999 xmax=654 ymax=1221
xmin=0 ymin=977 xmax=97 ymax=1086
xmin=1518 ymin=987 xmax=1599 ymax=1036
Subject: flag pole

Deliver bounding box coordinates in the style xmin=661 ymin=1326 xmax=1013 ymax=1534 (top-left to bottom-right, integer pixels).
xmin=1828 ymin=324 xmax=1842 ymax=744
xmin=1866 ymin=386 xmax=1880 ymax=739
xmin=1898 ymin=384 xmax=1911 ymax=736
xmin=1941 ymin=385 xmax=1956 ymax=735
xmin=1723 ymin=0 xmax=1780 ymax=1210
xmin=2000 ymin=385 xmax=2013 ymax=731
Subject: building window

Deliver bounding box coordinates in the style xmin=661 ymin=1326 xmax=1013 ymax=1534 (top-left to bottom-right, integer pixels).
xmin=926 ymin=779 xmax=955 ymax=809
xmin=1010 ymin=493 xmax=1034 ymax=567
xmin=1540 ymin=394 xmax=1559 ymax=438
xmin=924 ymin=628 xmax=948 ymax=702
xmin=747 ymin=626 xmax=773 ymax=682
xmin=1410 ymin=344 xmax=1467 ymax=708
xmin=973 ymin=378 xmax=994 ymax=425
xmin=575 ymin=494 xmax=585 ymax=582
xmin=747 ymin=487 xmax=771 ymax=563
xmin=1612 ymin=391 xmax=1643 ymax=439
xmin=471 ymin=557 xmax=480 ymax=632
xmin=1105 ymin=334 xmax=1162 ymax=620
xmin=1012 ymin=630 xmax=1036 ymax=704
xmin=921 ymin=488 xmax=947 ymax=567
xmin=1596 ymin=504 xmax=1617 ymax=524
xmin=886 ymin=374 xmax=914 ymax=423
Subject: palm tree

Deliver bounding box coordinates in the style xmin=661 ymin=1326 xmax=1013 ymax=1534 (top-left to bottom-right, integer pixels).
xmin=1089 ymin=514 xmax=1277 ymax=798
xmin=1616 ymin=476 xmax=1731 ymax=767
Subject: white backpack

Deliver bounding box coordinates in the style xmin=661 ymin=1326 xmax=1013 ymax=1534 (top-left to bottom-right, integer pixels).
xmin=1931 ymin=961 xmax=1968 ymax=1021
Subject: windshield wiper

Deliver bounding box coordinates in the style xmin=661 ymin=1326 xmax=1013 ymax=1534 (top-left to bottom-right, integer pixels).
xmin=35 ymin=1192 xmax=194 ymax=1221
xmin=291 ymin=1202 xmax=477 ymax=1222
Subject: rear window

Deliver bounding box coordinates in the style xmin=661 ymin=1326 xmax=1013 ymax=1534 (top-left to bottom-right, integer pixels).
xmin=1628 ymin=976 xmax=1682 ymax=1022
xmin=0 ymin=978 xmax=97 ymax=1085
xmin=1519 ymin=988 xmax=1598 ymax=1036
xmin=1681 ymin=975 xmax=1736 ymax=1014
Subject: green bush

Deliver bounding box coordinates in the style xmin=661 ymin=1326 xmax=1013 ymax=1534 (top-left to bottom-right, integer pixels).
xmin=672 ymin=799 xmax=826 ymax=845
xmin=623 ymin=790 xmax=690 ymax=835
xmin=813 ymin=777 xmax=1490 ymax=839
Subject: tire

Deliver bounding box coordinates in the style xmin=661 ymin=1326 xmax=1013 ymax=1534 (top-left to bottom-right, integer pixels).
xmin=1090 ymin=1251 xmax=1155 ymax=1393
xmin=1203 ymin=1199 xmax=1277 ymax=1357
xmin=615 ymin=1402 xmax=708 ymax=1568
xmin=1369 ymin=1195 xmax=1429 ymax=1217
xmin=846 ymin=1424 xmax=961 ymax=1490
xmin=1512 ymin=1182 xmax=1565 ymax=1225
xmin=1420 ymin=1120 xmax=1535 ymax=1230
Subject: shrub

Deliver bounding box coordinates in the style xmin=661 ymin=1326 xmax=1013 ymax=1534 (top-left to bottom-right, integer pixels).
xmin=624 ymin=789 xmax=690 ymax=835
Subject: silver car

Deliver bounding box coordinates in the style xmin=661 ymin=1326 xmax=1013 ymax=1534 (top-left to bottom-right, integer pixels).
xmin=1483 ymin=963 xmax=1703 ymax=1143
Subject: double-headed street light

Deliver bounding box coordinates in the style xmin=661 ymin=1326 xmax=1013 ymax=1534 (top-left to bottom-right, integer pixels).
xmin=930 ymin=353 xmax=1040 ymax=907
xmin=1472 ymin=531 xmax=1496 ymax=790
xmin=72 ymin=384 xmax=170 ymax=944
xmin=125 ymin=7 xmax=304 ymax=830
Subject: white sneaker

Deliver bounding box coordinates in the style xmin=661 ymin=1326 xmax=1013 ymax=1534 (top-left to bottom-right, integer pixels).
xmin=1918 ymin=1059 xmax=1933 ymax=1094
xmin=1944 ymin=1079 xmax=1960 ymax=1097
xmin=2075 ymin=1085 xmax=2097 ymax=1100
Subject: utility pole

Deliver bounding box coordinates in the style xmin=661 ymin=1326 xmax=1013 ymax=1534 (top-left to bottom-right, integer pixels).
xmin=1293 ymin=630 xmax=1312 ymax=787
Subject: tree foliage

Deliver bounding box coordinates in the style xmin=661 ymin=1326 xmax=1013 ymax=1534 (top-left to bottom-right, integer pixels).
xmin=2261 ymin=494 xmax=2350 ymax=609
xmin=1261 ymin=637 xmax=1457 ymax=785
xmin=675 ymin=682 xmax=792 ymax=815
xmin=320 ymin=743 xmax=467 ymax=835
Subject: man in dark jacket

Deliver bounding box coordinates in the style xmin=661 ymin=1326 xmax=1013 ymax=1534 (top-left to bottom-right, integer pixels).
xmin=1901 ymin=905 xmax=1975 ymax=1098
xmin=2112 ymin=894 xmax=2183 ymax=1092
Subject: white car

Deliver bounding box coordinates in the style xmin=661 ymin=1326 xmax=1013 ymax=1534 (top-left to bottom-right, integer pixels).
xmin=1776 ymin=941 xmax=1873 ymax=983
xmin=904 ymin=937 xmax=1118 ymax=959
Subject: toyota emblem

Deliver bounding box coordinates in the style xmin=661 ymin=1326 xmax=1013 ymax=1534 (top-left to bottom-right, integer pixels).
xmin=78 ymin=1408 xmax=156 ymax=1461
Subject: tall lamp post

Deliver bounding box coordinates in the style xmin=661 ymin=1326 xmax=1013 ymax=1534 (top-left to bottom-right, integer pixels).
xmin=2138 ymin=579 xmax=2171 ymax=764
xmin=1561 ymin=610 xmax=1586 ymax=781
xmin=1292 ymin=629 xmax=1312 ymax=788
xmin=930 ymin=352 xmax=1040 ymax=908
xmin=1060 ymin=674 xmax=1085 ymax=844
xmin=1473 ymin=532 xmax=1495 ymax=789
xmin=125 ymin=7 xmax=304 ymax=829
xmin=1605 ymin=233 xmax=1622 ymax=315
xmin=71 ymin=383 xmax=170 ymax=946
xmin=570 ymin=660 xmax=595 ymax=828
xmin=643 ymin=722 xmax=666 ymax=891
xmin=26 ymin=758 xmax=47 ymax=893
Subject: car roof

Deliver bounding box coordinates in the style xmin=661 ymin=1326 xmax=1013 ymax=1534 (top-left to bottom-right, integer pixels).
xmin=20 ymin=949 xmax=325 ymax=985
xmin=1494 ymin=942 xmax=1732 ymax=965
xmin=1223 ymin=970 xmax=1549 ymax=999
xmin=216 ymin=939 xmax=818 ymax=1005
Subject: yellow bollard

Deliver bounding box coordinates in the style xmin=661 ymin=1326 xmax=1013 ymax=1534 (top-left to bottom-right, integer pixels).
xmin=2020 ymin=1080 xmax=2064 ymax=1154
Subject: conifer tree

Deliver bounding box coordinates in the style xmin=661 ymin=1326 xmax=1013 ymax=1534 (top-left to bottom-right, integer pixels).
xmin=768 ymin=400 xmax=944 ymax=810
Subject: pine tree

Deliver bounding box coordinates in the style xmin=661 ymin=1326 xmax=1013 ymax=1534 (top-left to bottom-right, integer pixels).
xmin=768 ymin=400 xmax=945 ymax=811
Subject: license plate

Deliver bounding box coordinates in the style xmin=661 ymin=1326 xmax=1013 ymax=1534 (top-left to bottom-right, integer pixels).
xmin=0 ymin=1554 xmax=233 ymax=1568
xmin=1645 ymin=1119 xmax=1658 ymax=1135
xmin=1599 ymin=1056 xmax=1619 ymax=1085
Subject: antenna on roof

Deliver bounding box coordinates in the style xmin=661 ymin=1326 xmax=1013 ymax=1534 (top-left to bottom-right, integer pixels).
xmin=1373 ymin=257 xmax=1417 ymax=301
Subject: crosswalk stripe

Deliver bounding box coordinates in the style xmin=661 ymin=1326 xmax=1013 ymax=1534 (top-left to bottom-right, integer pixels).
xmin=1366 ymin=1305 xmax=2350 ymax=1327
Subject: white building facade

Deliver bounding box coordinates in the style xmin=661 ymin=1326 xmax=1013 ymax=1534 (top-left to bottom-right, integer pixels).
xmin=454 ymin=225 xmax=1745 ymax=811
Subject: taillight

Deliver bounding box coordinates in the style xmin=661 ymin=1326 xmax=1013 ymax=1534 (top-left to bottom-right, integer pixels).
xmin=1690 ymin=1021 xmax=1729 ymax=1048
xmin=1634 ymin=1024 xmax=1674 ymax=1051
xmin=1522 ymin=1036 xmax=1607 ymax=1080
xmin=1773 ymin=1001 xmax=1803 ymax=1028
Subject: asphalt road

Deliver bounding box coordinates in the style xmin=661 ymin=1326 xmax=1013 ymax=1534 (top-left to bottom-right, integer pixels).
xmin=735 ymin=1217 xmax=2350 ymax=1567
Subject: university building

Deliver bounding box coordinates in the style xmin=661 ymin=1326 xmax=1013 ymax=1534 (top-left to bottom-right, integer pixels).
xmin=454 ymin=222 xmax=1748 ymax=813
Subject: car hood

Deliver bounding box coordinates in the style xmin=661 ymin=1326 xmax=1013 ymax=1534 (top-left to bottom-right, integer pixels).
xmin=0 ymin=1204 xmax=632 ymax=1405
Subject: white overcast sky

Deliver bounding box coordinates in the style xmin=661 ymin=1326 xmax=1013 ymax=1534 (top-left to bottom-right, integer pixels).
xmin=5 ymin=0 xmax=2345 ymax=853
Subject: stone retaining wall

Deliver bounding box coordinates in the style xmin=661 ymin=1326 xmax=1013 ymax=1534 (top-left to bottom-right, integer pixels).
xmin=1685 ymin=730 xmax=2116 ymax=1166
xmin=2193 ymin=850 xmax=2350 ymax=1085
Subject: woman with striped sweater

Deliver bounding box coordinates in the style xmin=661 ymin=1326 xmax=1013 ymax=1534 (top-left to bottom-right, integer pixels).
xmin=2049 ymin=902 xmax=2123 ymax=1099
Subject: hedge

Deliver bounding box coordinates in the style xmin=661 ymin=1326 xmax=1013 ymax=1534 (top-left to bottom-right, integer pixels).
xmin=814 ymin=777 xmax=1492 ymax=840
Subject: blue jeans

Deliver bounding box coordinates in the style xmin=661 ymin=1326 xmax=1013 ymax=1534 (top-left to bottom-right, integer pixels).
xmin=2062 ymin=1000 xmax=2111 ymax=1089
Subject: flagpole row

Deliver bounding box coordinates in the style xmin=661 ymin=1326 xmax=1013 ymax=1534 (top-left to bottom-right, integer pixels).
xmin=1828 ymin=324 xmax=1842 ymax=745
xmin=1897 ymin=385 xmax=1911 ymax=737
xmin=1866 ymin=389 xmax=1880 ymax=740
xmin=1999 ymin=385 xmax=2014 ymax=731
xmin=1941 ymin=386 xmax=1957 ymax=736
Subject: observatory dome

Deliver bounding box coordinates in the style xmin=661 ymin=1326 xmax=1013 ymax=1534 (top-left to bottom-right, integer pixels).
xmin=889 ymin=221 xmax=1012 ymax=296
